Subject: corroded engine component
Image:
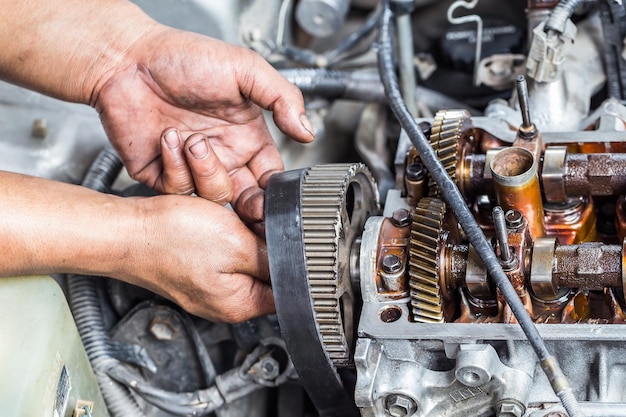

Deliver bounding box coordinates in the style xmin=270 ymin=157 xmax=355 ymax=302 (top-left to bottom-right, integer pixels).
xmin=409 ymin=197 xmax=448 ymax=323
xmin=427 ymin=109 xmax=475 ymax=198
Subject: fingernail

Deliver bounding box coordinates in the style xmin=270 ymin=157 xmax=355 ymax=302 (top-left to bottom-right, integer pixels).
xmin=164 ymin=129 xmax=180 ymax=149
xmin=300 ymin=114 xmax=315 ymax=138
xmin=189 ymin=138 xmax=209 ymax=159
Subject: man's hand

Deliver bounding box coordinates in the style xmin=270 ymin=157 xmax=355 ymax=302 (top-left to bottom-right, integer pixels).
xmin=0 ymin=171 xmax=274 ymax=323
xmin=0 ymin=0 xmax=313 ymax=224
xmin=129 ymin=194 xmax=275 ymax=322
xmin=94 ymin=29 xmax=314 ymax=224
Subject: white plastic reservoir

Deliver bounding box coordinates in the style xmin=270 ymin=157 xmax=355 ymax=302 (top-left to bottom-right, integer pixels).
xmin=0 ymin=276 xmax=109 ymax=417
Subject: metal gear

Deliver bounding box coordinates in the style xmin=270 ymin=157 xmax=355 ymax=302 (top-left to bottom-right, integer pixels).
xmin=409 ymin=197 xmax=448 ymax=323
xmin=301 ymin=164 xmax=378 ymax=365
xmin=428 ymin=109 xmax=474 ymax=198
xmin=265 ymin=163 xmax=378 ymax=416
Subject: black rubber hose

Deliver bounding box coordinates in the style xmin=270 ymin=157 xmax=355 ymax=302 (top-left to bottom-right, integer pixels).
xmin=377 ymin=3 xmax=583 ymax=416
xmin=325 ymin=4 xmax=382 ymax=64
xmin=281 ymin=68 xmax=384 ymax=101
xmin=81 ymin=146 xmax=123 ymax=193
xmin=599 ymin=0 xmax=626 ymax=100
xmin=69 ymin=276 xmax=145 ymax=416
xmin=278 ymin=3 xmax=380 ymax=67
xmin=67 ymin=146 xmax=144 ymax=416
xmin=69 ymin=147 xmax=223 ymax=416
xmin=280 ymin=68 xmax=481 ymax=114
xmin=545 ymin=0 xmax=586 ymax=33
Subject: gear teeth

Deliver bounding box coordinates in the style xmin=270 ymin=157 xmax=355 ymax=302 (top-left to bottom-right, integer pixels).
xmin=301 ymin=163 xmax=377 ymax=366
xmin=409 ymin=198 xmax=447 ymax=323
xmin=428 ymin=109 xmax=472 ymax=198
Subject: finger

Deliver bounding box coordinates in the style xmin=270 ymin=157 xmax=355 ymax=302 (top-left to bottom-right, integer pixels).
xmin=184 ymin=133 xmax=234 ymax=205
xmin=236 ymin=50 xmax=315 ymax=143
xmin=229 ymin=167 xmax=265 ymax=223
xmin=159 ymin=128 xmax=195 ymax=194
xmin=248 ymin=221 xmax=266 ymax=240
xmin=247 ymin=139 xmax=284 ymax=189
xmin=219 ymin=279 xmax=275 ymax=323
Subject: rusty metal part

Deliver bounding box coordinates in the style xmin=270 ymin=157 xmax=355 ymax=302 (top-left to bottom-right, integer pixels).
xmin=552 ymin=243 xmax=623 ymax=290
xmin=464 ymin=153 xmax=491 ymax=196
xmin=380 ymin=254 xmax=405 ymax=292
xmin=542 ymin=146 xmax=568 ymax=203
xmin=300 ymin=163 xmax=379 ymax=366
xmin=465 ymin=244 xmax=495 ymax=301
xmin=505 ymin=209 xmax=525 ymax=230
xmin=376 ymin=217 xmax=411 ymax=299
xmin=493 ymin=206 xmax=518 ymax=270
xmin=490 ymin=147 xmax=546 ymax=238
xmin=616 ymin=196 xmax=626 ymax=242
xmin=560 ymin=289 xmax=626 ymax=324
xmin=451 ymin=152 xmax=626 ymax=201
xmin=404 ymin=161 xmax=426 ymax=208
xmin=495 ymin=208 xmax=533 ymax=303
xmin=544 ymin=198 xmax=596 ymax=244
xmin=564 ymin=153 xmax=626 ymax=196
xmin=480 ymin=148 xmax=500 ymax=189
xmin=409 ymin=198 xmax=448 ymax=323
xmin=623 ymin=238 xmax=626 ymax=305
xmin=390 ymin=208 xmax=412 ymax=228
xmin=427 ymin=109 xmax=476 ymax=198
xmin=445 ymin=244 xmax=469 ymax=294
xmin=530 ymin=238 xmax=560 ymax=300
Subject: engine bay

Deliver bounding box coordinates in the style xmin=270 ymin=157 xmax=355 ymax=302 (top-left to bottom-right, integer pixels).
xmin=3 ymin=0 xmax=626 ymax=416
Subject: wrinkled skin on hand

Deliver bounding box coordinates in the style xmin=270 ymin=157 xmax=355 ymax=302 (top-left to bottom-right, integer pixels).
xmin=0 ymin=170 xmax=274 ymax=323
xmin=131 ymin=194 xmax=275 ymax=322
xmin=94 ymin=28 xmax=314 ymax=226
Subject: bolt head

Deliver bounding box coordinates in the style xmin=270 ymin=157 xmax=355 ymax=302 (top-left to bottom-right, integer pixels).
xmin=418 ymin=121 xmax=432 ymax=136
xmin=405 ymin=162 xmax=425 ymax=182
xmin=385 ymin=394 xmax=417 ymax=417
xmin=259 ymin=357 xmax=280 ymax=380
xmin=382 ymin=254 xmax=403 ymax=274
xmin=497 ymin=401 xmax=524 ymax=417
xmin=391 ymin=209 xmax=412 ymax=228
xmin=149 ymin=319 xmax=177 ymax=341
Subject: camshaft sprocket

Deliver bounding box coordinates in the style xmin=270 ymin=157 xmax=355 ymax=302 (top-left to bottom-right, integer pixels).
xmin=409 ymin=197 xmax=448 ymax=323
xmin=428 ymin=109 xmax=474 ymax=198
xmin=266 ymin=163 xmax=378 ymax=417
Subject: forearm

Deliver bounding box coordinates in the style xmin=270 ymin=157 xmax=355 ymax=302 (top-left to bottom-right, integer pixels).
xmin=0 ymin=170 xmax=140 ymax=278
xmin=0 ymin=0 xmax=159 ymax=104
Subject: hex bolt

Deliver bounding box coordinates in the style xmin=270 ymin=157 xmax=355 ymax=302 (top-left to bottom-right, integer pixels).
xmin=259 ymin=356 xmax=280 ymax=380
xmin=497 ymin=400 xmax=524 ymax=417
xmin=385 ymin=394 xmax=418 ymax=417
xmin=382 ymin=254 xmax=403 ymax=274
xmin=391 ymin=208 xmax=412 ymax=228
xmin=418 ymin=121 xmax=432 ymax=136
xmin=405 ymin=162 xmax=425 ymax=182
